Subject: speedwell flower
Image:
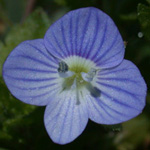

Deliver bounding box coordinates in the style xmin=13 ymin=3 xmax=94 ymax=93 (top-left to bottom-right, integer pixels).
xmin=2 ymin=7 xmax=147 ymax=144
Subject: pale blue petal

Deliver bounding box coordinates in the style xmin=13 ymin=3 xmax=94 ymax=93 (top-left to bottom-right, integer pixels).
xmin=3 ymin=39 xmax=61 ymax=106
xmin=44 ymin=7 xmax=124 ymax=69
xmin=87 ymin=60 xmax=147 ymax=124
xmin=44 ymin=91 xmax=88 ymax=144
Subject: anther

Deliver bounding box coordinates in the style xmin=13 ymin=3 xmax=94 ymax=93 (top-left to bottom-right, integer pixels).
xmin=58 ymin=61 xmax=74 ymax=78
xmin=58 ymin=61 xmax=68 ymax=73
xmin=81 ymin=68 xmax=97 ymax=82
xmin=86 ymin=83 xmax=101 ymax=98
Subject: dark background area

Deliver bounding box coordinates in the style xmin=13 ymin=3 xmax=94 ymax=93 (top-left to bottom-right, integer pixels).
xmin=0 ymin=0 xmax=150 ymax=149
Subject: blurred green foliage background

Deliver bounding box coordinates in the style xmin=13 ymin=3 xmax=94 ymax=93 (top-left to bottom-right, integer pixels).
xmin=0 ymin=0 xmax=150 ymax=149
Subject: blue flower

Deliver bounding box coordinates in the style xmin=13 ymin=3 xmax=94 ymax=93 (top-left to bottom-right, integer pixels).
xmin=2 ymin=7 xmax=147 ymax=144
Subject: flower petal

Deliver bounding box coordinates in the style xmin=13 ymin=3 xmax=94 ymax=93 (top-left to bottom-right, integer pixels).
xmin=44 ymin=91 xmax=88 ymax=144
xmin=44 ymin=7 xmax=124 ymax=69
xmin=87 ymin=60 xmax=147 ymax=124
xmin=3 ymin=39 xmax=61 ymax=106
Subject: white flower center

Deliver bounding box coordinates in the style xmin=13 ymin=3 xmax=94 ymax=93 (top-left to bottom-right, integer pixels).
xmin=57 ymin=56 xmax=100 ymax=104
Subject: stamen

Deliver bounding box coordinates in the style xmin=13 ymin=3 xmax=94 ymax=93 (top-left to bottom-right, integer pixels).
xmin=58 ymin=61 xmax=74 ymax=78
xmin=81 ymin=68 xmax=97 ymax=82
xmin=58 ymin=61 xmax=68 ymax=73
xmin=59 ymin=71 xmax=74 ymax=78
xmin=86 ymin=83 xmax=101 ymax=98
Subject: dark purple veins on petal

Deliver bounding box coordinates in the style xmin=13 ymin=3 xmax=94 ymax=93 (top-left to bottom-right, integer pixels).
xmin=99 ymin=99 xmax=130 ymax=118
xmin=27 ymin=43 xmax=53 ymax=62
xmin=7 ymin=82 xmax=56 ymax=91
xmin=79 ymin=9 xmax=92 ymax=56
xmin=11 ymin=55 xmax=54 ymax=68
xmin=95 ymin=32 xmax=119 ymax=64
xmin=90 ymin=19 xmax=108 ymax=61
xmin=85 ymin=11 xmax=100 ymax=58
xmin=101 ymin=91 xmax=140 ymax=111
xmin=58 ymin=99 xmax=71 ymax=143
xmin=4 ymin=67 xmax=56 ymax=73
xmin=74 ymin=11 xmax=80 ymax=55
xmin=61 ymin=20 xmax=70 ymax=55
xmin=69 ymin=13 xmax=73 ymax=56
xmin=4 ymin=74 xmax=56 ymax=82
xmin=97 ymin=81 xmax=142 ymax=100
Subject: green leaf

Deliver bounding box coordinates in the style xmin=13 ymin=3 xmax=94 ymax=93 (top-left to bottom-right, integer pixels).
xmin=114 ymin=115 xmax=150 ymax=150
xmin=54 ymin=0 xmax=66 ymax=5
xmin=0 ymin=8 xmax=51 ymax=77
xmin=120 ymin=13 xmax=137 ymax=21
xmin=137 ymin=3 xmax=150 ymax=40
xmin=3 ymin=0 xmax=26 ymax=23
xmin=0 ymin=8 xmax=50 ymax=144
xmin=147 ymin=0 xmax=150 ymax=4
xmin=0 ymin=78 xmax=36 ymax=140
